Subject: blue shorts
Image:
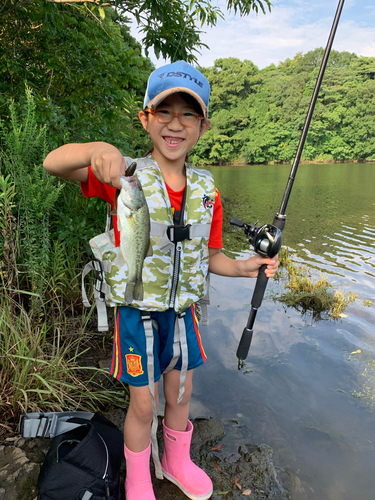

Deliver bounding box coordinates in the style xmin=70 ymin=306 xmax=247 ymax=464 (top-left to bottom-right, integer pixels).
xmin=109 ymin=305 xmax=206 ymax=386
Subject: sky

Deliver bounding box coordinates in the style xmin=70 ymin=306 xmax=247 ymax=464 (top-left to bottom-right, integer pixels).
xmin=130 ymin=0 xmax=375 ymax=69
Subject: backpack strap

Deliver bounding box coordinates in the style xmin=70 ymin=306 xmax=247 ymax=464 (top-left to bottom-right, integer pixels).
xmin=19 ymin=411 xmax=95 ymax=438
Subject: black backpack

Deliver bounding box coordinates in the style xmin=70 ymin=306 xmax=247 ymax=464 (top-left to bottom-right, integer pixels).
xmin=20 ymin=412 xmax=124 ymax=500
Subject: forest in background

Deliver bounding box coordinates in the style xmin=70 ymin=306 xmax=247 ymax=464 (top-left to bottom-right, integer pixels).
xmin=2 ymin=2 xmax=375 ymax=165
xmin=191 ymin=51 xmax=375 ymax=164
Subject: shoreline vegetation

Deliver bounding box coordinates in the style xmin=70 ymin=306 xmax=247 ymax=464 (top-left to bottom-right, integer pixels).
xmin=204 ymin=158 xmax=375 ymax=166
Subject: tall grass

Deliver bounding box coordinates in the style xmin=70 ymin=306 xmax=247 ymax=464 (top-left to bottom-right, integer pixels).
xmin=0 ymin=87 xmax=63 ymax=305
xmin=0 ymin=88 xmax=128 ymax=437
xmin=0 ymin=289 xmax=127 ymax=435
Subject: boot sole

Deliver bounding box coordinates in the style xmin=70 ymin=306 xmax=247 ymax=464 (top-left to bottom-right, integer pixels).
xmin=162 ymin=470 xmax=213 ymax=500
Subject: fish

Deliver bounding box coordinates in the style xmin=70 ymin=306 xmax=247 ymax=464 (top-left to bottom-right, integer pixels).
xmin=117 ymin=162 xmax=152 ymax=304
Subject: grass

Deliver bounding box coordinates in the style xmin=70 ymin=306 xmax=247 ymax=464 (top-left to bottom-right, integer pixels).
xmin=0 ymin=274 xmax=128 ymax=438
xmin=275 ymin=247 xmax=356 ymax=320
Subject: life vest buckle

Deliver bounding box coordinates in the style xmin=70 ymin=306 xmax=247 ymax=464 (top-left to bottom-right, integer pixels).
xmin=167 ymin=224 xmax=192 ymax=243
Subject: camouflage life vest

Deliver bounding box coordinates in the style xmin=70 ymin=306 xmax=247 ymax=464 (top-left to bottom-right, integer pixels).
xmin=82 ymin=156 xmax=215 ymax=330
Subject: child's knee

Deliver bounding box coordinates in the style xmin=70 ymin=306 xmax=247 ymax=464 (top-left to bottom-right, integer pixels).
xmin=164 ymin=369 xmax=193 ymax=404
xmin=128 ymin=385 xmax=157 ymax=423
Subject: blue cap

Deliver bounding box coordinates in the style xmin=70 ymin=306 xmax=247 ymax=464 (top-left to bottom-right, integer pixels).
xmin=143 ymin=61 xmax=210 ymax=117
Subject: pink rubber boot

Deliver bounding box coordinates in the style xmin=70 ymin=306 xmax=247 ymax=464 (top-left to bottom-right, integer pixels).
xmin=124 ymin=442 xmax=156 ymax=500
xmin=161 ymin=420 xmax=213 ymax=500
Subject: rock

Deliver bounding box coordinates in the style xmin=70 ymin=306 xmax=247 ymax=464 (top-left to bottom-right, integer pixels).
xmin=0 ymin=415 xmax=292 ymax=500
xmin=150 ymin=417 xmax=290 ymax=500
xmin=0 ymin=445 xmax=39 ymax=500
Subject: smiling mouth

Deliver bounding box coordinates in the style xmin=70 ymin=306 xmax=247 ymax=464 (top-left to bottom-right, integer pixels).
xmin=163 ymin=137 xmax=184 ymax=145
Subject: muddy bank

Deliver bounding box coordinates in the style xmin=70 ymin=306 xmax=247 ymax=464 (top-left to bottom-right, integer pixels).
xmin=0 ymin=412 xmax=293 ymax=500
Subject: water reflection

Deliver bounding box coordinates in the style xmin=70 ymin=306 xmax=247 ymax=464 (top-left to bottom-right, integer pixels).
xmin=190 ymin=163 xmax=375 ymax=500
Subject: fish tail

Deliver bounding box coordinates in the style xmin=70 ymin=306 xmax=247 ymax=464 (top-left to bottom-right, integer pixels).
xmin=125 ymin=280 xmax=143 ymax=304
xmin=134 ymin=280 xmax=144 ymax=301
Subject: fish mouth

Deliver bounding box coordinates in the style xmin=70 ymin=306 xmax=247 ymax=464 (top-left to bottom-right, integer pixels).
xmin=123 ymin=201 xmax=134 ymax=211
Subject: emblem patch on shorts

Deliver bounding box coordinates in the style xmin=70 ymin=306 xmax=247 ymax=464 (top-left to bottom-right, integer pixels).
xmin=125 ymin=354 xmax=144 ymax=377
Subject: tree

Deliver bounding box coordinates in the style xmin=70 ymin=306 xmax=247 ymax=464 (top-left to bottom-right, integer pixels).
xmin=191 ymin=50 xmax=375 ymax=165
xmin=0 ymin=3 xmax=153 ymax=149
xmin=202 ymin=58 xmax=261 ymax=114
xmin=0 ymin=0 xmax=272 ymax=63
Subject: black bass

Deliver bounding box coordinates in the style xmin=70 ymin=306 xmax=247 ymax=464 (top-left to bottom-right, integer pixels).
xmin=117 ymin=163 xmax=152 ymax=304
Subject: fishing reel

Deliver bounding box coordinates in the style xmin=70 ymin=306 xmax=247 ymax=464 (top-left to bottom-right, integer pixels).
xmin=229 ymin=217 xmax=282 ymax=258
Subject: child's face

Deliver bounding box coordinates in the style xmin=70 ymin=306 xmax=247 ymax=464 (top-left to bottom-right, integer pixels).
xmin=139 ymin=93 xmax=210 ymax=167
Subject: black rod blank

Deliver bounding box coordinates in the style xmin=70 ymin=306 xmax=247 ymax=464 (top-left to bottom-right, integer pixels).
xmin=236 ymin=0 xmax=346 ymax=361
xmin=278 ymin=0 xmax=346 ymax=216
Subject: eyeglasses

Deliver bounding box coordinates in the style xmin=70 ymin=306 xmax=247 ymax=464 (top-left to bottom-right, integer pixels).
xmin=145 ymin=108 xmax=204 ymax=127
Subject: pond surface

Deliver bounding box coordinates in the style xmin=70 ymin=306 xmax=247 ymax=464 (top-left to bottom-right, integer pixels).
xmin=191 ymin=163 xmax=375 ymax=499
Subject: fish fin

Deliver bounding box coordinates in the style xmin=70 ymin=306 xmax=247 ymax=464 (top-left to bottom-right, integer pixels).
xmin=125 ymin=280 xmax=143 ymax=304
xmin=146 ymin=241 xmax=153 ymax=257
xmin=133 ymin=280 xmax=144 ymax=301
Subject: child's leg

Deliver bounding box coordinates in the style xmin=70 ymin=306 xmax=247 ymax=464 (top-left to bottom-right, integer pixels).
xmin=124 ymin=383 xmax=158 ymax=500
xmin=161 ymin=368 xmax=213 ymax=500
xmin=163 ymin=368 xmax=193 ymax=431
xmin=124 ymin=383 xmax=159 ymax=451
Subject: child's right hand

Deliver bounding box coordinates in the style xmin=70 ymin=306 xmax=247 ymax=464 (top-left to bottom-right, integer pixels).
xmin=90 ymin=143 xmax=127 ymax=189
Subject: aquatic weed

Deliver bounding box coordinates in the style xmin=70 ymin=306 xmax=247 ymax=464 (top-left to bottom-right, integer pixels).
xmin=276 ymin=248 xmax=356 ymax=320
xmin=351 ymin=352 xmax=375 ymax=413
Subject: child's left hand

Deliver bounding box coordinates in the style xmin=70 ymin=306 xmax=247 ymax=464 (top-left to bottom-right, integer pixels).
xmin=242 ymin=254 xmax=279 ymax=279
xmin=208 ymin=249 xmax=279 ymax=279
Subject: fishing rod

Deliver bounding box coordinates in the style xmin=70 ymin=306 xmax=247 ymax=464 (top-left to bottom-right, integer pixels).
xmin=231 ymin=0 xmax=346 ymax=361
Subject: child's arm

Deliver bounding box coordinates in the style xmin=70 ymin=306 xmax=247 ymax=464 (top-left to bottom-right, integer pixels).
xmin=208 ymin=249 xmax=279 ymax=279
xmin=43 ymin=142 xmax=126 ymax=188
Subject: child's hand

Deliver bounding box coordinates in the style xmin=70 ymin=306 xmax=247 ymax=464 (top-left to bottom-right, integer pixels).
xmin=90 ymin=143 xmax=126 ymax=189
xmin=208 ymin=249 xmax=279 ymax=279
xmin=242 ymin=254 xmax=279 ymax=279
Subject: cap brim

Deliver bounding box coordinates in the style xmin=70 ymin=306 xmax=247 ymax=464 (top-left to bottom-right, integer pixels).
xmin=145 ymin=87 xmax=208 ymax=118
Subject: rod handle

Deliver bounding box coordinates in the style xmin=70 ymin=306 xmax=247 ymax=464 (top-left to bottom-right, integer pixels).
xmin=236 ymin=327 xmax=254 ymax=360
xmin=252 ymin=264 xmax=269 ymax=308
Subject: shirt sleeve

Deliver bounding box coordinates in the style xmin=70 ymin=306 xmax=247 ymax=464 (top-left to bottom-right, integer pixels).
xmin=208 ymin=189 xmax=223 ymax=249
xmin=80 ymin=166 xmax=117 ymax=206
xmin=80 ymin=166 xmax=121 ymax=247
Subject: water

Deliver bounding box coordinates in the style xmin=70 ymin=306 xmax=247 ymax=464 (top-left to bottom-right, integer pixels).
xmin=190 ymin=163 xmax=375 ymax=500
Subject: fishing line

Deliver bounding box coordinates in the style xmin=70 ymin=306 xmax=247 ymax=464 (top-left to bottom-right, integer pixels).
xmin=172 ymin=10 xmax=188 ymax=62
xmin=231 ymin=0 xmax=346 ymax=362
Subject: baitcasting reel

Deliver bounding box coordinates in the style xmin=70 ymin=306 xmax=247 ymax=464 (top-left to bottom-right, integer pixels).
xmin=230 ymin=217 xmax=282 ymax=258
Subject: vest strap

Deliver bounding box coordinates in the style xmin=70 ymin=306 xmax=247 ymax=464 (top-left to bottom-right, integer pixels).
xmin=199 ymin=273 xmax=211 ymax=326
xmin=142 ymin=313 xmax=163 ymax=480
xmin=82 ymin=261 xmax=112 ymax=331
xmin=176 ymin=312 xmax=188 ymax=404
xmin=162 ymin=321 xmax=181 ymax=375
